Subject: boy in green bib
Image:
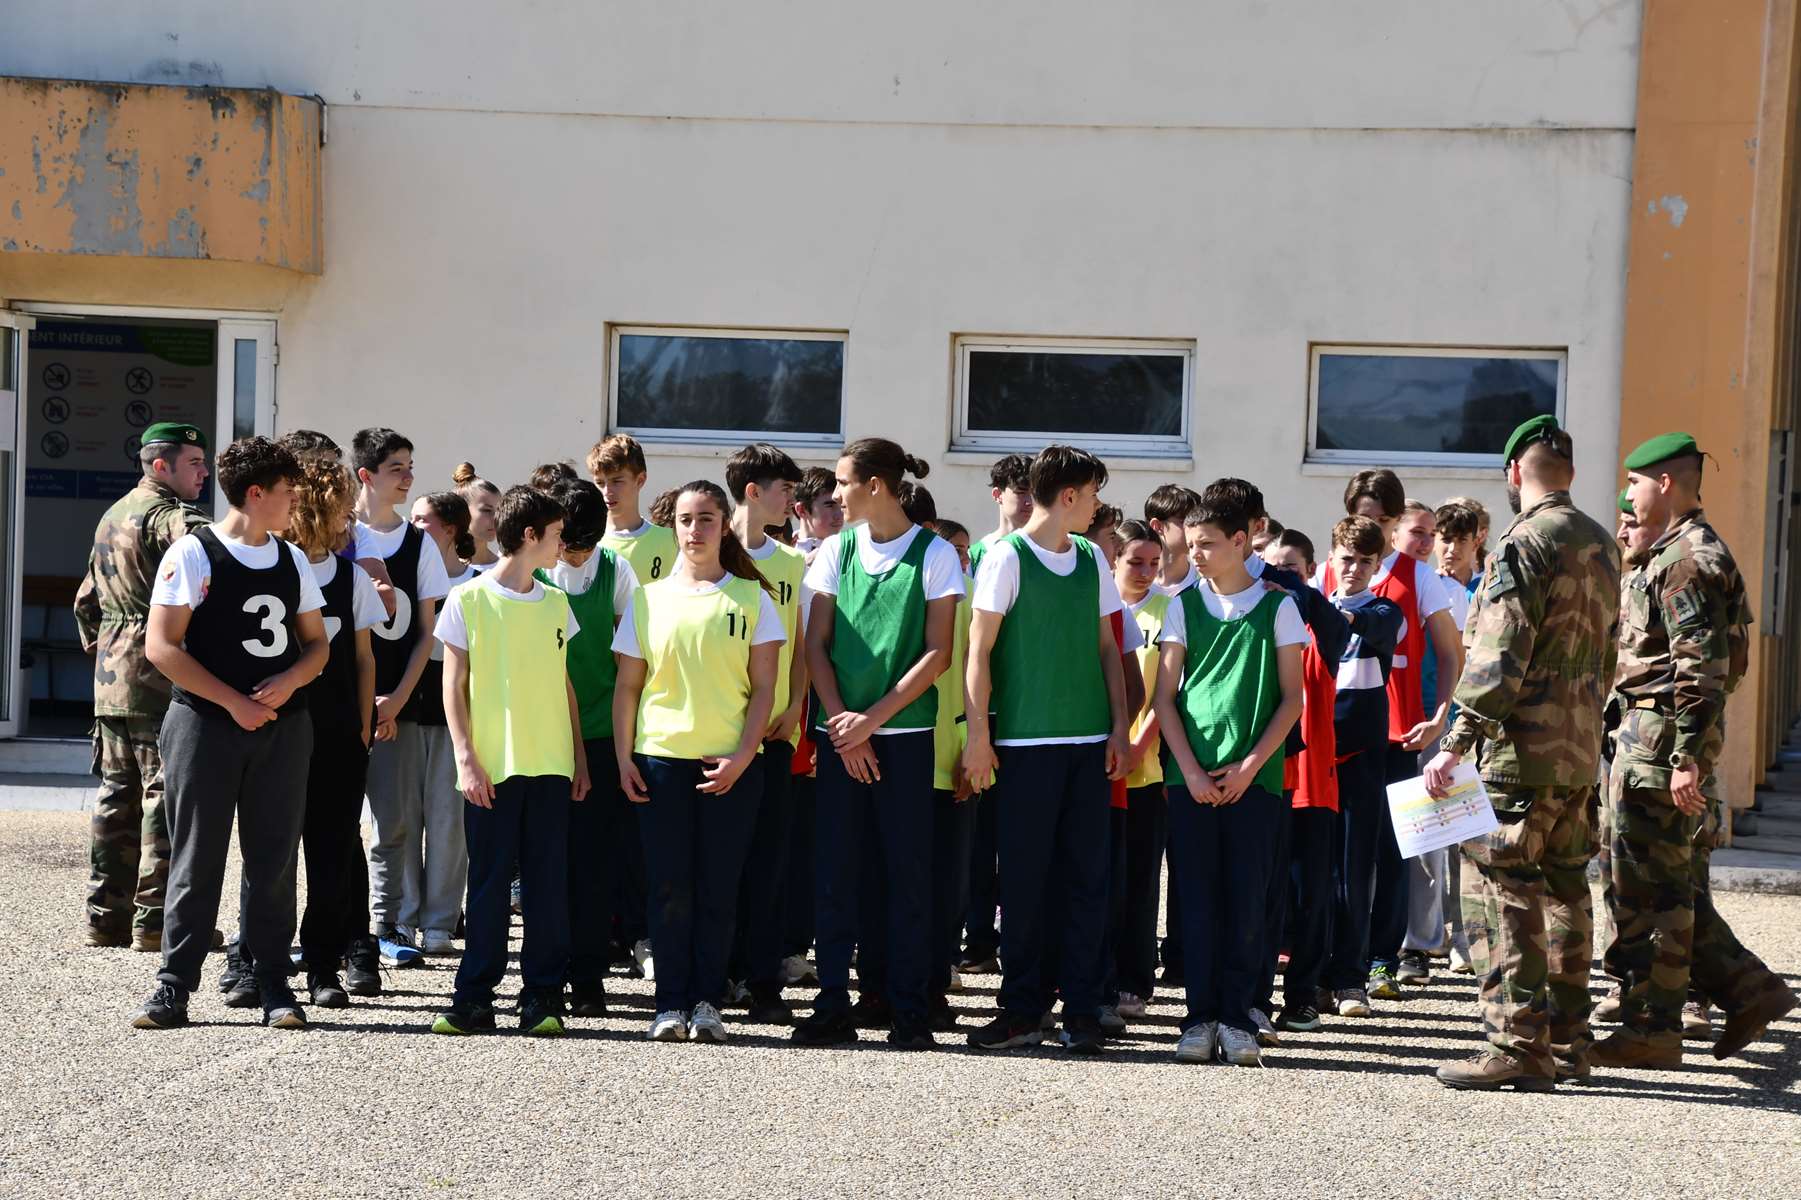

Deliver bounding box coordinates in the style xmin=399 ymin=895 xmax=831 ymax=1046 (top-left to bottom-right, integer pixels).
xmin=962 ymin=446 xmax=1130 ymax=1055
xmin=538 ymin=479 xmax=640 ymax=1019
xmin=431 ymin=487 xmax=590 ymax=1037
xmin=1151 ymin=495 xmax=1305 ymax=1068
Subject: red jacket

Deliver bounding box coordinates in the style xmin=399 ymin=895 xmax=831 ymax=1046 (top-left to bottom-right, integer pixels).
xmin=1284 ymin=639 xmax=1340 ymax=811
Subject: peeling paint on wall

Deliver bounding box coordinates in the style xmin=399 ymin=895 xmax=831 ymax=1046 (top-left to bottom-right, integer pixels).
xmin=1652 ymin=193 xmax=1689 ymax=227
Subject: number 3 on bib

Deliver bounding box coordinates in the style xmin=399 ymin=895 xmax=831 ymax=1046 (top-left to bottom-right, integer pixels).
xmin=241 ymin=595 xmax=291 ymax=658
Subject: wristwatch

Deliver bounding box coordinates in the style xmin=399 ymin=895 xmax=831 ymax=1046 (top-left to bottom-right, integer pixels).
xmin=1669 ymin=752 xmax=1697 ymax=773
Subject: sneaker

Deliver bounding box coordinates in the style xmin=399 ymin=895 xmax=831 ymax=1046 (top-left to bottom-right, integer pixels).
xmin=792 ymin=1007 xmax=858 ymax=1046
xmin=1250 ymin=1008 xmax=1281 ymax=1047
xmin=377 ymin=926 xmax=423 ymax=968
xmin=307 ymin=972 xmax=350 ymax=1009
xmin=1366 ymin=967 xmax=1401 ymax=1000
xmin=1116 ymin=991 xmax=1148 ymax=1019
xmin=723 ymin=979 xmax=753 ymax=1008
xmin=218 ymin=940 xmax=250 ymax=994
xmin=688 ymin=1001 xmax=727 ymax=1044
xmin=130 ymin=983 xmax=190 ymax=1030
xmin=849 ymin=992 xmax=893 ymax=1029
xmin=1098 ymin=1005 xmax=1127 ymax=1034
xmin=947 ymin=967 xmax=966 ymax=993
xmin=746 ymin=989 xmax=794 ymax=1026
xmin=632 ymin=939 xmax=655 ymax=982
xmin=1335 ymin=988 xmax=1372 ymax=1018
xmin=1277 ymin=1004 xmax=1322 ymax=1033
xmin=927 ymin=995 xmax=958 ymax=1033
xmin=1174 ymin=1021 xmax=1216 ymax=1063
xmin=1217 ymin=1025 xmax=1262 ymax=1066
xmin=223 ymin=972 xmax=261 ymax=1010
xmin=1396 ymin=951 xmax=1431 ymax=984
xmin=420 ymin=929 xmax=458 ymax=956
xmin=432 ymin=1002 xmax=497 ymax=1035
xmin=1315 ymin=986 xmax=1335 ymax=1013
xmin=1449 ymin=945 xmax=1475 ymax=975
xmin=1063 ymin=1018 xmax=1104 ymax=1056
xmin=344 ymin=935 xmax=383 ymax=997
xmin=1436 ymin=1050 xmax=1554 ymax=1092
xmin=779 ymin=953 xmax=818 ymax=986
xmin=648 ymin=1010 xmax=688 ymax=1042
xmin=968 ymin=1011 xmax=1045 ymax=1051
xmin=1682 ymin=1000 xmax=1715 ymax=1042
xmin=569 ymin=986 xmax=609 ymax=1019
xmin=957 ymin=952 xmax=1001 ymax=975
xmin=261 ymin=984 xmax=308 ymax=1030
xmin=888 ymin=1017 xmax=937 ymax=1050
xmin=518 ymin=993 xmax=567 ymax=1037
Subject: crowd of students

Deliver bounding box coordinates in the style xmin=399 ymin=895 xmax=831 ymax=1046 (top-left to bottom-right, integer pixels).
xmin=128 ymin=425 xmax=1501 ymax=1065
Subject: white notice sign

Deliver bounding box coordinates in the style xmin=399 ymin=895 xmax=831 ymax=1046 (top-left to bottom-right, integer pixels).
xmin=1385 ymin=763 xmax=1499 ymax=859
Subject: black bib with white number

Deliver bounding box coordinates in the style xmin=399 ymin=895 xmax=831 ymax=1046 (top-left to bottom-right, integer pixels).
xmin=298 ymin=552 xmax=364 ymax=735
xmin=367 ymin=522 xmax=427 ymax=721
xmin=172 ymin=527 xmax=305 ymax=717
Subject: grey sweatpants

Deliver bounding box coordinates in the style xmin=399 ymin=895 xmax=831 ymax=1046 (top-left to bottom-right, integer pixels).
xmin=366 ymin=722 xmax=467 ymax=932
xmin=157 ymin=701 xmax=312 ymax=993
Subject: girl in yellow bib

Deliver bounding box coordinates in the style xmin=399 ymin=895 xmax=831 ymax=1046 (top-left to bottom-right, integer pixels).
xmin=1111 ymin=520 xmax=1170 ymax=1020
xmin=612 ymin=480 xmax=784 ymax=1045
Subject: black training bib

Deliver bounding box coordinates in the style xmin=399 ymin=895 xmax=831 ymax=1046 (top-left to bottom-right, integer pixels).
xmin=298 ymin=552 xmax=366 ymax=735
xmin=367 ymin=522 xmax=428 ymax=721
xmin=171 ymin=527 xmax=306 ymax=718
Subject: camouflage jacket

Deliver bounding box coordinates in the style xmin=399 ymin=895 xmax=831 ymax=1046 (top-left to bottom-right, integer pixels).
xmin=1610 ymin=508 xmax=1752 ymax=789
xmin=73 ymin=479 xmax=210 ymax=717
xmin=1442 ymin=491 xmax=1621 ymax=786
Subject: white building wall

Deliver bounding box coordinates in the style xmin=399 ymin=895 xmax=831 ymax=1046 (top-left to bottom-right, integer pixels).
xmin=3 ymin=1 xmax=1643 ymax=537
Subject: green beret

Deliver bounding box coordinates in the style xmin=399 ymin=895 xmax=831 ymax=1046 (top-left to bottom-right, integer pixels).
xmin=1502 ymin=414 xmax=1561 ymax=464
xmin=1624 ymin=431 xmax=1699 ymax=472
xmin=141 ymin=422 xmax=207 ymax=450
xmin=1618 ymin=488 xmax=1633 ymax=515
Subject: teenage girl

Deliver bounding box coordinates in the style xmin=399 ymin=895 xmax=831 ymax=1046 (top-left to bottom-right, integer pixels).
xmin=453 ymin=463 xmax=502 ymax=572
xmin=612 ymin=480 xmax=783 ymax=1045
xmin=1112 ymin=520 xmax=1169 ymax=1020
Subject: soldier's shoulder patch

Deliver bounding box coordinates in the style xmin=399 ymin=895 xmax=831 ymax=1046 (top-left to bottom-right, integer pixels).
xmin=1486 ymin=561 xmax=1518 ymax=598
xmin=1664 ymin=582 xmax=1705 ymax=630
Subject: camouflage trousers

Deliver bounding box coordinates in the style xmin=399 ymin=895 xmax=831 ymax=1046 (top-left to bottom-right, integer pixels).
xmin=1459 ymin=784 xmax=1596 ymax=1076
xmin=1602 ymin=764 xmax=1788 ymax=1037
xmin=87 ymin=715 xmax=171 ymax=935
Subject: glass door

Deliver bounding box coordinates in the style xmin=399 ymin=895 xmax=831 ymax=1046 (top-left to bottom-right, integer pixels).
xmin=0 ymin=311 xmax=31 ymax=737
xmin=213 ymin=320 xmax=278 ymax=515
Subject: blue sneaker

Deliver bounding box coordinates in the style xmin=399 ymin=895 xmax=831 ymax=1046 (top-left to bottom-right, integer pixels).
xmin=377 ymin=925 xmax=423 ymax=968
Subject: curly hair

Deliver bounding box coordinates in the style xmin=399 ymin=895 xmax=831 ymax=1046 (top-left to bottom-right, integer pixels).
xmin=218 ymin=436 xmax=302 ymax=509
xmin=286 ymin=453 xmax=356 ymax=558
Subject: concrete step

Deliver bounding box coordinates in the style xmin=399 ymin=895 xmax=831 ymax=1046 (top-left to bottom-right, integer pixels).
xmin=0 ymin=738 xmax=90 ymax=775
xmin=0 ymin=772 xmax=93 ymax=811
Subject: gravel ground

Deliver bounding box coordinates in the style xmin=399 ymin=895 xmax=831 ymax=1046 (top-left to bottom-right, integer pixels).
xmin=1 ymin=809 xmax=1797 ymax=1199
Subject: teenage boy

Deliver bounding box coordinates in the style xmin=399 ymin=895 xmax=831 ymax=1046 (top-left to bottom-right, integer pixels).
xmin=1152 ymin=495 xmax=1305 ymax=1067
xmin=963 ymin=445 xmax=1130 ymax=1054
xmin=1326 ymin=469 xmax=1461 ymax=1001
xmin=539 ymin=479 xmax=640 ymax=1019
xmin=1146 ymin=484 xmax=1203 ymax=597
xmin=130 ymin=437 xmax=330 ymax=1030
xmin=792 ymin=466 xmax=845 ymax=561
xmin=591 ymin=434 xmax=679 ymax=584
xmin=1318 ymin=516 xmax=1405 ymax=1018
xmin=959 ymin=451 xmax=1037 ymax=973
xmin=724 ymin=443 xmax=808 ymax=1023
xmin=432 ymin=486 xmax=590 ymax=1036
xmin=352 ymin=428 xmax=453 ymax=967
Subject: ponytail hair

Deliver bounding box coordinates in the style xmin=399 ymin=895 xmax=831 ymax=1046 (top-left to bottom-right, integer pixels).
xmin=675 ymin=480 xmax=772 ymax=593
xmin=843 ymin=437 xmax=929 ymax=500
xmin=421 ymin=490 xmax=477 ymax=560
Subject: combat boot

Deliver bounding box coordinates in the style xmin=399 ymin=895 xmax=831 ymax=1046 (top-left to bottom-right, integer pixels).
xmin=1435 ymin=1051 xmax=1555 ymax=1092
xmin=131 ymin=928 xmax=161 ymax=953
xmin=1590 ymin=1030 xmax=1682 ymax=1069
xmin=85 ymin=924 xmax=129 ymax=949
xmin=1554 ymin=1055 xmax=1593 ymax=1085
xmin=1592 ymin=986 xmax=1623 ymax=1023
xmin=1713 ymin=986 xmax=1798 ymax=1061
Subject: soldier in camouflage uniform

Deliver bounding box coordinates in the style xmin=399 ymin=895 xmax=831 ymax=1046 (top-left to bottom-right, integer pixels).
xmin=1594 ymin=432 xmax=1798 ymax=1068
xmin=1425 ymin=416 xmax=1621 ymax=1091
xmin=73 ymin=423 xmax=211 ymax=950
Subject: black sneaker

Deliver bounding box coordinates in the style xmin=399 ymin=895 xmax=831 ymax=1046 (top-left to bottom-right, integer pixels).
xmin=518 ymin=992 xmax=567 ymax=1037
xmin=432 ymin=1002 xmax=497 ymax=1035
xmin=569 ymin=986 xmax=609 ymax=1019
xmin=1277 ymin=1003 xmax=1322 ymax=1033
xmin=343 ymin=934 xmax=383 ymax=997
xmin=218 ymin=940 xmax=250 ymax=994
xmin=849 ymin=991 xmax=892 ymax=1029
xmin=1063 ymin=1017 xmax=1104 ymax=1055
xmin=222 ymin=964 xmax=261 ymax=1010
xmin=261 ymin=983 xmax=308 ymax=1030
xmin=746 ymin=988 xmax=794 ymax=1026
xmin=1396 ymin=950 xmax=1431 ymax=984
xmin=968 ymin=1011 xmax=1045 ymax=1051
xmin=927 ymin=995 xmax=958 ymax=1033
xmin=888 ymin=1017 xmax=937 ymax=1050
xmin=131 ymin=982 xmax=190 ymax=1030
xmin=307 ymin=972 xmax=350 ymax=1009
xmin=791 ymin=1007 xmax=858 ymax=1046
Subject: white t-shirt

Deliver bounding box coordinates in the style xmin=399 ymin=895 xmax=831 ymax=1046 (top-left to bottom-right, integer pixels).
xmin=1156 ymin=561 xmax=1200 ymax=597
xmin=1438 ymin=571 xmax=1473 ymax=631
xmin=433 ymin=573 xmax=580 ymax=652
xmin=803 ymin=525 xmax=967 ymax=603
xmin=354 ymin=519 xmax=453 ymax=601
xmin=610 ymin=574 xmax=786 ymax=660
xmin=547 ymin=552 xmax=640 ymax=613
xmin=971 ymin=536 xmax=1123 ymax=621
xmin=309 ymin=554 xmax=387 ymax=637
xmin=151 ymin=528 xmax=326 ymax=615
xmin=1158 ymin=580 xmax=1308 ymax=649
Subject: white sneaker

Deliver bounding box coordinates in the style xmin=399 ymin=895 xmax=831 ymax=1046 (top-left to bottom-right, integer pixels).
xmin=1335 ymin=988 xmax=1372 ymax=1018
xmin=1098 ymin=1005 xmax=1127 ymax=1034
xmin=1250 ymin=1008 xmax=1281 ymax=1047
xmin=633 ymin=939 xmax=655 ymax=982
xmin=1217 ymin=1025 xmax=1263 ymax=1066
xmin=420 ymin=929 xmax=457 ymax=955
xmin=1175 ymin=1021 xmax=1217 ymax=1063
xmin=1116 ymin=992 xmax=1147 ymax=1019
xmin=780 ymin=953 xmax=818 ymax=986
xmin=648 ymin=1010 xmax=687 ymax=1042
xmin=947 ymin=967 xmax=966 ymax=993
xmin=1449 ymin=945 xmax=1475 ymax=975
xmin=689 ymin=1001 xmax=727 ymax=1044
